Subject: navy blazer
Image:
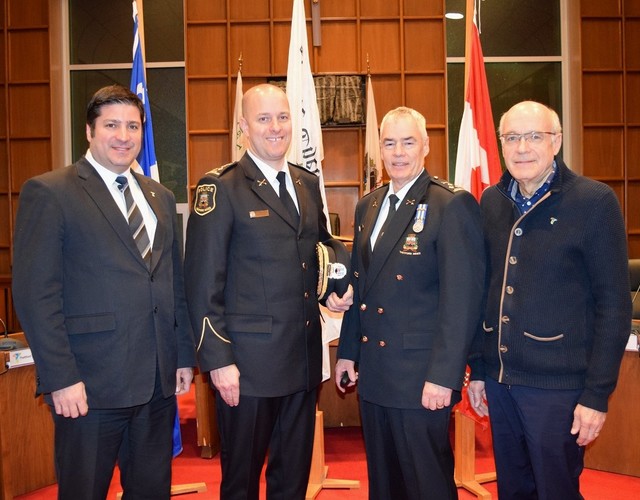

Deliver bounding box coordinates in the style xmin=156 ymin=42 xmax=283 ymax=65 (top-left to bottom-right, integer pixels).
xmin=338 ymin=170 xmax=485 ymax=409
xmin=184 ymin=153 xmax=335 ymax=397
xmin=12 ymin=158 xmax=195 ymax=408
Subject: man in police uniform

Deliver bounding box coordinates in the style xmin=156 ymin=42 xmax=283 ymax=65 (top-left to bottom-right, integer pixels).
xmin=184 ymin=84 xmax=347 ymax=500
xmin=329 ymin=106 xmax=485 ymax=500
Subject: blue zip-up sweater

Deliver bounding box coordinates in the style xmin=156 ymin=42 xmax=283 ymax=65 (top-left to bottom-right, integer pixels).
xmin=469 ymin=157 xmax=631 ymax=412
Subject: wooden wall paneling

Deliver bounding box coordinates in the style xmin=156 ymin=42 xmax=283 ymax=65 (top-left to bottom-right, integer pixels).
xmin=625 ymin=72 xmax=640 ymax=122
xmin=229 ymin=0 xmax=270 ymax=20
xmin=580 ymin=0 xmax=621 ymax=18
xmin=315 ymin=21 xmax=359 ymax=73
xmin=324 ymin=187 xmax=359 ymax=238
xmin=322 ymin=128 xmax=361 ymax=182
xmin=321 ymin=0 xmax=357 ymax=18
xmin=626 ymin=0 xmax=640 ymax=17
xmin=184 ymin=0 xmax=226 ymax=21
xmin=8 ymin=31 xmax=49 ymax=81
xmin=404 ymin=20 xmax=445 ymax=73
xmin=424 ymin=129 xmax=447 ymax=181
xmin=9 ymin=139 xmax=52 ymax=190
xmin=404 ymin=0 xmax=443 ymax=17
xmin=582 ymin=73 xmax=623 ymax=124
xmin=360 ymin=0 xmax=399 ymax=18
xmin=230 ymin=23 xmax=272 ymax=76
xmin=272 ymin=21 xmax=296 ymax=75
xmin=582 ymin=127 xmax=624 ymax=179
xmin=627 ymin=181 xmax=640 ymax=231
xmin=405 ymin=75 xmax=446 ymax=126
xmin=624 ymin=19 xmax=640 ymax=68
xmin=188 ymin=135 xmax=229 ymax=182
xmin=368 ymin=75 xmax=403 ymax=118
xmin=361 ymin=21 xmax=402 ymax=74
xmin=627 ymin=128 xmax=640 ymax=178
xmin=581 ymin=20 xmax=622 ymax=69
xmin=188 ymin=80 xmax=229 ymax=131
xmin=186 ymin=24 xmax=227 ymax=75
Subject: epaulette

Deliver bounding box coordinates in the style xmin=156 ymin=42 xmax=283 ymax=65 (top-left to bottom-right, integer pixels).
xmin=362 ymin=182 xmax=389 ymax=199
xmin=206 ymin=162 xmax=237 ymax=177
xmin=431 ymin=176 xmax=466 ymax=193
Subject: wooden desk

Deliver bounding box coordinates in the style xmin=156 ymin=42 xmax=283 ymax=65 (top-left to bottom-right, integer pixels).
xmin=0 ymin=333 xmax=56 ymax=500
xmin=584 ymin=350 xmax=640 ymax=477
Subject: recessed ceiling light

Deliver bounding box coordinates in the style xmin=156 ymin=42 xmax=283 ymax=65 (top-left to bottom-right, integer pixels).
xmin=445 ymin=12 xmax=464 ymax=20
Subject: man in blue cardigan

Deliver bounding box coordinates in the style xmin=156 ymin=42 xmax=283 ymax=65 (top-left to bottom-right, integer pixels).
xmin=468 ymin=101 xmax=631 ymax=500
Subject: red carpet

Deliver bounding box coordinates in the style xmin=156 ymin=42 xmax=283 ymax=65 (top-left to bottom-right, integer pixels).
xmin=16 ymin=387 xmax=640 ymax=499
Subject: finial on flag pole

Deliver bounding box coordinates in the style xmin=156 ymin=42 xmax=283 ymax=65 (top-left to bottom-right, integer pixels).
xmin=238 ymin=52 xmax=243 ymax=73
xmin=366 ymin=53 xmax=371 ymax=76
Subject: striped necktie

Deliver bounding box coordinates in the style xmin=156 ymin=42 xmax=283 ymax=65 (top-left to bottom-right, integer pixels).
xmin=116 ymin=176 xmax=152 ymax=268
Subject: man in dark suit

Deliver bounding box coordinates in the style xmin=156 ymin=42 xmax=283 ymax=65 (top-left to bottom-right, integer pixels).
xmin=330 ymin=107 xmax=485 ymax=500
xmin=12 ymin=84 xmax=196 ymax=500
xmin=184 ymin=84 xmax=346 ymax=500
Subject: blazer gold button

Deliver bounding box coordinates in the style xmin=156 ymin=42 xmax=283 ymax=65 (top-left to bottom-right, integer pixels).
xmin=354 ymin=271 xmax=359 ymax=278
xmin=396 ymin=274 xmax=403 ymax=281
xmin=379 ymin=340 xmax=386 ymax=347
xmin=377 ymin=307 xmax=384 ymax=314
xmin=361 ymin=336 xmax=368 ymax=342
xmin=499 ymin=344 xmax=508 ymax=353
xmin=506 ymin=286 xmax=514 ymax=294
xmin=304 ymin=292 xmax=309 ymax=299
xmin=360 ymin=303 xmax=367 ymax=311
xmin=501 ymin=315 xmax=510 ymax=324
xmin=302 ymin=262 xmax=307 ymax=270
xmin=306 ymin=320 xmax=310 ymax=326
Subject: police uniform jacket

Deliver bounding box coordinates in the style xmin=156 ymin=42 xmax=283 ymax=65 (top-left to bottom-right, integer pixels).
xmin=184 ymin=153 xmax=334 ymax=397
xmin=337 ymin=170 xmax=485 ymax=409
xmin=12 ymin=158 xmax=196 ymax=408
xmin=469 ymin=158 xmax=631 ymax=412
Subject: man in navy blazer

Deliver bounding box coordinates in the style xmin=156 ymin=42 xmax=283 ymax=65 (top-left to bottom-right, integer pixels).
xmin=330 ymin=107 xmax=485 ymax=499
xmin=12 ymin=85 xmax=196 ymax=500
xmin=184 ymin=84 xmax=346 ymax=499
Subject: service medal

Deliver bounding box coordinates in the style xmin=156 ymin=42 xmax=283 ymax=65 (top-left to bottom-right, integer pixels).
xmin=413 ymin=203 xmax=428 ymax=233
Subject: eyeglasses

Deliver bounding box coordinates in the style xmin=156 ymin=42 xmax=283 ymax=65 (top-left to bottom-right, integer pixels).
xmin=499 ymin=131 xmax=557 ymax=146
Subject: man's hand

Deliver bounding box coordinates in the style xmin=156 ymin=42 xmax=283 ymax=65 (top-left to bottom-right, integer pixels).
xmin=175 ymin=367 xmax=194 ymax=395
xmin=422 ymin=381 xmax=453 ymax=411
xmin=335 ymin=358 xmax=358 ymax=393
xmin=571 ymin=403 xmax=606 ymax=446
xmin=325 ymin=285 xmax=354 ymax=313
xmin=52 ymin=381 xmax=88 ymax=418
xmin=468 ymin=380 xmax=489 ymax=417
xmin=210 ymin=364 xmax=240 ymax=407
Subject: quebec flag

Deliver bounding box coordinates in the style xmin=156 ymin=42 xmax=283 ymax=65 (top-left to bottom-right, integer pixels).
xmin=130 ymin=0 xmax=159 ymax=181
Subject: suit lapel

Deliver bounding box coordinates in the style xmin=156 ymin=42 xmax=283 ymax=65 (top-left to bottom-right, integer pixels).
xmin=241 ymin=155 xmax=299 ymax=231
xmin=359 ymin=187 xmax=388 ymax=273
xmin=77 ymin=160 xmax=144 ymax=265
xmin=365 ymin=171 xmax=429 ymax=294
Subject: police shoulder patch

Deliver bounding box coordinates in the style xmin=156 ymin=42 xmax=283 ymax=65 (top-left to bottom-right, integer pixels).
xmin=194 ymin=183 xmax=216 ymax=216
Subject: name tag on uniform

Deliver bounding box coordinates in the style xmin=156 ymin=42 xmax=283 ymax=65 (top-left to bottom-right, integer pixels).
xmin=249 ymin=210 xmax=270 ymax=218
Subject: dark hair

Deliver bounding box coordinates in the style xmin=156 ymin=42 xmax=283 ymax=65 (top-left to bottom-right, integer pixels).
xmin=86 ymin=84 xmax=145 ymax=133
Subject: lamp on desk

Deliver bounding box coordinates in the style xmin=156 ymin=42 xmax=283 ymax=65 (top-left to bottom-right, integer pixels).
xmin=0 ymin=317 xmax=27 ymax=351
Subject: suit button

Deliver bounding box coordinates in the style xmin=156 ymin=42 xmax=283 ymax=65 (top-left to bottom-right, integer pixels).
xmin=153 ymin=306 xmax=158 ymax=313
xmin=499 ymin=344 xmax=508 ymax=353
xmin=501 ymin=315 xmax=510 ymax=324
xmin=361 ymin=336 xmax=368 ymax=343
xmin=506 ymin=286 xmax=514 ymax=295
xmin=304 ymin=292 xmax=310 ymax=299
xmin=150 ymin=275 xmax=154 ymax=282
xmin=302 ymin=262 xmax=307 ymax=270
xmin=306 ymin=320 xmax=310 ymax=326
xmin=379 ymin=340 xmax=386 ymax=347
xmin=509 ymin=256 xmax=517 ymax=265
xmin=377 ymin=307 xmax=384 ymax=314
xmin=354 ymin=271 xmax=359 ymax=278
xmin=360 ymin=303 xmax=367 ymax=311
xmin=396 ymin=274 xmax=403 ymax=281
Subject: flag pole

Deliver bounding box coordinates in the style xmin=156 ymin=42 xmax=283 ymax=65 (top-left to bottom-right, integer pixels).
xmin=463 ymin=0 xmax=474 ymax=95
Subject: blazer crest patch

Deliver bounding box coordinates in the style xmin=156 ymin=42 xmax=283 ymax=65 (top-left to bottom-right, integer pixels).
xmin=194 ymin=184 xmax=216 ymax=216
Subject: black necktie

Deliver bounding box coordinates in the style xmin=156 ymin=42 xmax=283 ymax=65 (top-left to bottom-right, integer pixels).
xmin=276 ymin=171 xmax=299 ymax=225
xmin=116 ymin=176 xmax=152 ymax=268
xmin=374 ymin=194 xmax=399 ymax=249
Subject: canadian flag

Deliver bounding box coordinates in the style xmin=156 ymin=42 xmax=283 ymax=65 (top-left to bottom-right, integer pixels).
xmin=454 ymin=16 xmax=501 ymax=201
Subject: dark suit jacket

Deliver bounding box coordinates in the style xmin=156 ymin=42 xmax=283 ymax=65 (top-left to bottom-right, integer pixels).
xmin=12 ymin=158 xmax=195 ymax=408
xmin=184 ymin=153 xmax=334 ymax=397
xmin=337 ymin=170 xmax=485 ymax=409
